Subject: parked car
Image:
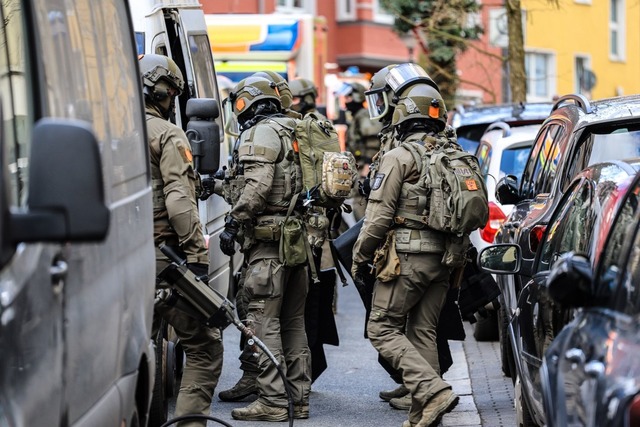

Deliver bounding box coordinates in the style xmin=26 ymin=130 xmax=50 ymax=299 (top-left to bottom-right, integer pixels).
xmin=467 ymin=122 xmax=541 ymax=341
xmin=542 ymin=169 xmax=640 ymax=427
xmin=472 ymin=122 xmax=542 ymax=251
xmin=0 ymin=1 xmax=157 ymax=426
xmin=479 ymin=158 xmax=640 ymax=427
xmin=449 ymin=102 xmax=553 ymax=154
xmin=493 ymin=93 xmax=640 ymax=379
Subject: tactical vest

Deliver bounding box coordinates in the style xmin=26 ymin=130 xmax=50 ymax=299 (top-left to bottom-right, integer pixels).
xmin=229 ymin=116 xmax=302 ymax=214
xmin=394 ymin=133 xmax=443 ymax=230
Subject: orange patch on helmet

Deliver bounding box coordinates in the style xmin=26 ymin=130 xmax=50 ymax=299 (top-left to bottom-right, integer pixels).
xmin=428 ymin=105 xmax=439 ymax=119
xmin=236 ymin=98 xmax=246 ymax=111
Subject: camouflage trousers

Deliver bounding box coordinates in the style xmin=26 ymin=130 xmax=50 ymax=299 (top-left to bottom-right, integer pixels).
xmin=367 ymin=252 xmax=452 ymax=425
xmin=243 ymin=241 xmax=311 ymax=407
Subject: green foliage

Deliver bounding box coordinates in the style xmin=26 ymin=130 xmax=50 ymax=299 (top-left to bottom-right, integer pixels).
xmin=380 ymin=0 xmax=482 ymax=104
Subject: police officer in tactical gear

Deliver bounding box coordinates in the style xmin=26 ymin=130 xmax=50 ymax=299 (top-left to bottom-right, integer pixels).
xmin=341 ymin=81 xmax=383 ymax=167
xmin=352 ymin=75 xmax=460 ymax=427
xmin=289 ymin=77 xmax=328 ymax=121
xmin=141 ymin=53 xmax=223 ymax=427
xmin=219 ymin=75 xmax=312 ymax=422
xmin=218 ymin=71 xmax=303 ymax=404
xmin=364 ymin=63 xmax=464 ymax=412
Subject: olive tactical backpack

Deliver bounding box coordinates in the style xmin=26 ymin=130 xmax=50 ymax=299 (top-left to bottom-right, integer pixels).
xmin=294 ymin=112 xmax=357 ymax=208
xmin=404 ymin=141 xmax=489 ymax=235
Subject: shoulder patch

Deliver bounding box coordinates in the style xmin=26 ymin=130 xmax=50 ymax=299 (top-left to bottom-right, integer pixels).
xmin=371 ymin=173 xmax=385 ymax=191
xmin=177 ymin=144 xmax=193 ymax=164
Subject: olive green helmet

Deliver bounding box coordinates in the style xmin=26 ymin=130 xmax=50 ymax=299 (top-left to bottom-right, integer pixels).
xmin=139 ymin=53 xmax=184 ymax=99
xmin=365 ymin=64 xmax=399 ymax=121
xmin=289 ymin=78 xmax=318 ymax=99
xmin=229 ymin=75 xmax=282 ymax=118
xmin=391 ymin=82 xmax=447 ymax=132
xmin=253 ymin=71 xmax=293 ymax=109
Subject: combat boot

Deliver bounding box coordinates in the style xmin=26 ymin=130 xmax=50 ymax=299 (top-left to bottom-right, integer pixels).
xmin=293 ymin=403 xmax=309 ymax=419
xmin=389 ymin=393 xmax=412 ymax=410
xmin=218 ymin=370 xmax=258 ymax=402
xmin=231 ymin=400 xmax=288 ymax=422
xmin=416 ymin=388 xmax=459 ymax=427
xmin=379 ymin=384 xmax=409 ymax=402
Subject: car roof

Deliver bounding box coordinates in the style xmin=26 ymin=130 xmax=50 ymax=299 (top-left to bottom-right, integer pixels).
xmin=550 ymin=94 xmax=640 ymax=129
xmin=450 ymin=102 xmax=554 ymax=128
xmin=480 ymin=123 xmax=541 ymax=150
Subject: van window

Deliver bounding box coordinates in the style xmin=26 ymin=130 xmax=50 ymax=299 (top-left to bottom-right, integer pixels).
xmin=189 ymin=34 xmax=218 ymax=99
xmin=33 ymin=0 xmax=147 ymax=197
xmin=0 ymin=1 xmax=32 ymax=207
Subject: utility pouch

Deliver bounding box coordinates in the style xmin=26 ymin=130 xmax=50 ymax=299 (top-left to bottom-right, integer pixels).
xmin=254 ymin=216 xmax=283 ymax=241
xmin=441 ymin=234 xmax=470 ymax=268
xmin=305 ymin=210 xmax=330 ymax=248
xmin=373 ymin=230 xmax=401 ymax=282
xmin=279 ymin=194 xmax=308 ymax=267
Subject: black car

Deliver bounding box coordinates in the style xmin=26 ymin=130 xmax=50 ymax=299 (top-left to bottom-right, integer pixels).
xmin=542 ymin=169 xmax=640 ymax=427
xmin=479 ymin=158 xmax=640 ymax=427
xmin=493 ymin=94 xmax=640 ymax=379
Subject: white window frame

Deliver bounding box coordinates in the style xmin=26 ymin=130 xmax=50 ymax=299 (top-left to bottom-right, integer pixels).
xmin=336 ymin=0 xmax=355 ymax=21
xmin=373 ymin=0 xmax=395 ymax=25
xmin=574 ymin=0 xmax=592 ymax=4
xmin=574 ymin=54 xmax=591 ymax=95
xmin=524 ymin=50 xmax=556 ymax=102
xmin=609 ymin=0 xmax=626 ymax=61
xmin=276 ymin=0 xmax=315 ymax=15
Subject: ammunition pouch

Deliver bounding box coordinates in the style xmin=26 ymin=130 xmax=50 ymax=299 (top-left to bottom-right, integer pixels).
xmin=254 ymin=215 xmax=283 ymax=242
xmin=394 ymin=228 xmax=445 ymax=254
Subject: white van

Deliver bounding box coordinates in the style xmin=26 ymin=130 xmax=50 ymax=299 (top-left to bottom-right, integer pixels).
xmin=0 ymin=1 xmax=155 ymax=426
xmin=129 ymin=0 xmax=236 ymax=300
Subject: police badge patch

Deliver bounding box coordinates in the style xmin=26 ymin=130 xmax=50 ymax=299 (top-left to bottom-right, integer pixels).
xmin=371 ymin=173 xmax=385 ymax=190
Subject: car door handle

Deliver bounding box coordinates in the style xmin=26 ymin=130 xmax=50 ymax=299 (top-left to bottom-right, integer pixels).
xmin=565 ymin=348 xmax=585 ymax=364
xmin=50 ymin=259 xmax=68 ymax=294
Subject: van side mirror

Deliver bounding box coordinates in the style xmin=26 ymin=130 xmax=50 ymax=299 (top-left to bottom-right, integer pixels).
xmin=495 ymin=174 xmax=522 ymax=205
xmin=186 ymin=98 xmax=221 ymax=175
xmin=0 ymin=119 xmax=110 ymax=266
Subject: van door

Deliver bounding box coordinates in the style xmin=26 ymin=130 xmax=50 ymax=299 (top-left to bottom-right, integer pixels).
xmin=0 ymin=3 xmax=65 ymax=425
xmin=147 ymin=6 xmax=232 ymax=297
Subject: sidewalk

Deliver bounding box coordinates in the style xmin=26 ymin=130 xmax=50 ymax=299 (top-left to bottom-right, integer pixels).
xmin=441 ymin=339 xmax=482 ymax=426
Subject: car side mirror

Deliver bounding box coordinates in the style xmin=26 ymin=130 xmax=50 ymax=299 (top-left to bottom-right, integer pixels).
xmin=478 ymin=244 xmax=521 ymax=274
xmin=495 ymin=174 xmax=522 ymax=205
xmin=186 ymin=98 xmax=221 ymax=175
xmin=546 ymin=252 xmax=595 ymax=308
xmin=0 ymin=118 xmax=110 ymax=267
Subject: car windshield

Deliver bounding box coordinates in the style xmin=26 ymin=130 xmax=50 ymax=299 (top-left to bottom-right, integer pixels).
xmin=587 ymin=126 xmax=640 ymax=165
xmin=499 ymin=145 xmax=532 ymax=180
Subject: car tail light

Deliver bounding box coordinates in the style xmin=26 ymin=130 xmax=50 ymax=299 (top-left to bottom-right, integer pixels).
xmin=628 ymin=394 xmax=640 ymax=426
xmin=480 ymin=202 xmax=507 ymax=243
xmin=528 ymin=225 xmax=546 ymax=253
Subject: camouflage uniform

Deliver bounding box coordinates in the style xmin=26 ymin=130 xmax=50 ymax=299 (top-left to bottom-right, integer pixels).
xmin=148 ymin=101 xmax=223 ymax=426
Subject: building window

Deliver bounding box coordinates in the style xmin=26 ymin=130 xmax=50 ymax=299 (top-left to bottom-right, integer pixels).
xmin=277 ymin=0 xmax=314 ymax=14
xmin=525 ymin=51 xmax=555 ymax=101
xmin=574 ymin=0 xmax=592 ymax=4
xmin=574 ymin=55 xmax=593 ymax=94
xmin=609 ymin=0 xmax=625 ymax=61
xmin=373 ymin=0 xmax=395 ymax=25
xmin=336 ymin=0 xmax=355 ymax=21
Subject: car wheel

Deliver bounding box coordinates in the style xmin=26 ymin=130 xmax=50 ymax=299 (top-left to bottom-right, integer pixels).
xmin=498 ymin=296 xmax=516 ymax=382
xmin=515 ymin=373 xmax=537 ymax=427
xmin=148 ymin=323 xmax=169 ymax=427
xmin=473 ymin=308 xmax=499 ymax=342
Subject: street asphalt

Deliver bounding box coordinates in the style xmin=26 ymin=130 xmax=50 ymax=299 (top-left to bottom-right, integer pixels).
xmin=166 ymin=268 xmax=516 ymax=426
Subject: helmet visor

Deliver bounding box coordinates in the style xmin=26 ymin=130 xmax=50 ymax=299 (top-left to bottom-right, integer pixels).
xmin=365 ymin=89 xmax=389 ymax=121
xmin=386 ymin=63 xmax=437 ymax=94
xmin=222 ymin=98 xmax=239 ymax=137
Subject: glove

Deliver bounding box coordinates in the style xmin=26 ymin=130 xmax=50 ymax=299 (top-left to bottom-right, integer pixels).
xmin=220 ymin=216 xmax=240 ymax=256
xmin=351 ymin=261 xmax=370 ymax=282
xmin=187 ymin=262 xmax=209 ymax=281
xmin=358 ymin=177 xmax=371 ymax=198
